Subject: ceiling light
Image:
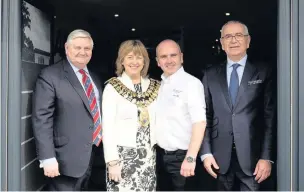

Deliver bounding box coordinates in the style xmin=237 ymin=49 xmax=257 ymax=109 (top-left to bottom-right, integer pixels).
xmin=114 ymin=14 xmax=119 ymax=17
xmin=216 ymin=39 xmax=218 ymax=42
xmin=212 ymin=46 xmax=215 ymax=49
xmin=131 ymin=28 xmax=136 ymax=31
xmin=225 ymin=13 xmax=230 ymax=16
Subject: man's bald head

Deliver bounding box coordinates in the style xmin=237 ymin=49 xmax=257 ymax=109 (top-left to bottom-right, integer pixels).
xmin=156 ymin=39 xmax=182 ymax=57
xmin=155 ymin=39 xmax=183 ymax=77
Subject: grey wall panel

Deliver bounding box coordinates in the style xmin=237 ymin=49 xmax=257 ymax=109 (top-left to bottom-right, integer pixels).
xmin=7 ymin=0 xmax=22 ymax=189
xmin=21 ymin=117 xmax=33 ymax=142
xmin=21 ymin=93 xmax=32 ymax=117
xmin=298 ymin=0 xmax=304 ymax=190
xmin=21 ymin=60 xmax=47 ymax=191
xmin=21 ymin=139 xmax=37 ymax=168
xmin=277 ymin=0 xmax=293 ymax=190
xmin=21 ymin=160 xmax=46 ymax=191
xmin=21 ymin=61 xmax=46 ymax=91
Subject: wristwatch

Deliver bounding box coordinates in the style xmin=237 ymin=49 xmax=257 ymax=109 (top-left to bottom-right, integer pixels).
xmin=186 ymin=156 xmax=196 ymax=163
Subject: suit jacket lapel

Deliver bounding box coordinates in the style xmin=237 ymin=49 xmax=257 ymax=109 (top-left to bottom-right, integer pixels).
xmin=218 ymin=63 xmax=233 ymax=111
xmin=62 ymin=60 xmax=91 ymax=113
xmin=233 ymin=61 xmax=257 ymax=110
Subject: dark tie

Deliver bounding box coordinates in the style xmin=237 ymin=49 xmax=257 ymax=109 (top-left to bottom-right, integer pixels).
xmin=229 ymin=64 xmax=240 ymax=106
xmin=79 ymin=69 xmax=102 ymax=146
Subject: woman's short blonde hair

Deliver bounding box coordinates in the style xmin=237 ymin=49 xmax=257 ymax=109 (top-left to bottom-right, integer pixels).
xmin=115 ymin=40 xmax=150 ymax=77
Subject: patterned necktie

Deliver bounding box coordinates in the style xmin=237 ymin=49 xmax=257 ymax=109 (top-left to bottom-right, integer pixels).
xmin=79 ymin=69 xmax=102 ymax=146
xmin=229 ymin=63 xmax=240 ymax=106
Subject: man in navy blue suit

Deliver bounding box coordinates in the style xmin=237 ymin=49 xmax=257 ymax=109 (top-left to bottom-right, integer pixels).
xmin=201 ymin=20 xmax=274 ymax=191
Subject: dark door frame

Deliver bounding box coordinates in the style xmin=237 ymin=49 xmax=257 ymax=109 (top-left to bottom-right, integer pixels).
xmin=0 ymin=0 xmax=302 ymax=190
xmin=277 ymin=0 xmax=303 ymax=190
xmin=1 ymin=0 xmax=22 ymax=190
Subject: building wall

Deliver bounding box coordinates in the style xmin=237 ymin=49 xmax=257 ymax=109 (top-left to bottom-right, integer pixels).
xmin=21 ymin=0 xmax=51 ymax=190
xmin=34 ymin=53 xmax=50 ymax=65
xmin=21 ymin=61 xmax=46 ymax=191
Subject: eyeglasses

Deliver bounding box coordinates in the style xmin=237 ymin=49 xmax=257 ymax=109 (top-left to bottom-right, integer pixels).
xmin=221 ymin=33 xmax=249 ymax=41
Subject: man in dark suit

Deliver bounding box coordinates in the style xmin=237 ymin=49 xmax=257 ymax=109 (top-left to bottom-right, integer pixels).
xmin=32 ymin=29 xmax=105 ymax=191
xmin=201 ymin=20 xmax=274 ymax=191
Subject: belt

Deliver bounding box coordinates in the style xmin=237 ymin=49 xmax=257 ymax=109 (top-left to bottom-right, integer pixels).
xmin=157 ymin=146 xmax=187 ymax=155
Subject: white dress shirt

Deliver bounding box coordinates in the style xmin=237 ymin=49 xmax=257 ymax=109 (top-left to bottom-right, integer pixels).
xmin=40 ymin=61 xmax=101 ymax=167
xmin=226 ymin=55 xmax=247 ymax=86
xmin=155 ymin=67 xmax=206 ymax=151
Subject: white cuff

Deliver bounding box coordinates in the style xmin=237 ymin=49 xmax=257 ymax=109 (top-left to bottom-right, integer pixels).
xmin=200 ymin=153 xmax=213 ymax=162
xmin=39 ymin=157 xmax=57 ymax=168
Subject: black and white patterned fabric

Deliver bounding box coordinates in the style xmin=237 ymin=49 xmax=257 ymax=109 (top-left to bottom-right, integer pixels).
xmin=107 ymin=83 xmax=156 ymax=191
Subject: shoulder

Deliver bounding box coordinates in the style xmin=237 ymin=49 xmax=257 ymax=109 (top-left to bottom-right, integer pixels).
xmin=147 ymin=77 xmax=161 ymax=86
xmin=179 ymin=71 xmax=204 ymax=91
xmin=104 ymin=77 xmax=120 ymax=86
xmin=183 ymin=71 xmax=202 ymax=84
xmin=40 ymin=63 xmax=63 ymax=76
xmin=248 ymin=60 xmax=273 ymax=76
xmin=203 ymin=63 xmax=222 ymax=74
xmin=103 ymin=79 xmax=117 ymax=97
xmin=37 ymin=63 xmax=64 ymax=84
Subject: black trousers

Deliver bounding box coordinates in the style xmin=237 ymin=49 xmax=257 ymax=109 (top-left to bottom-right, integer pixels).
xmin=156 ymin=146 xmax=202 ymax=191
xmin=217 ymin=146 xmax=260 ymax=191
xmin=48 ymin=144 xmax=106 ymax=191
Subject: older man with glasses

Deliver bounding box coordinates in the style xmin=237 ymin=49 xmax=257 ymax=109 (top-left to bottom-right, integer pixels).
xmin=201 ymin=20 xmax=275 ymax=191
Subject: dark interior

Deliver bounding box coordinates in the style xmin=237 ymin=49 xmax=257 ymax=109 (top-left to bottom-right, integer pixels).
xmin=26 ymin=0 xmax=278 ymax=80
xmin=22 ymin=0 xmax=278 ymax=190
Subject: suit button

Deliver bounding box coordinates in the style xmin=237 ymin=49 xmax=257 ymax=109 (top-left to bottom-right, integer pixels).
xmin=229 ymin=131 xmax=233 ymax=136
xmin=232 ymin=113 xmax=235 ymax=117
xmin=89 ymin=125 xmax=93 ymax=129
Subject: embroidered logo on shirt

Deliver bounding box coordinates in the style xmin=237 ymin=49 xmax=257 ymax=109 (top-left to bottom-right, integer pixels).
xmin=172 ymin=89 xmax=182 ymax=97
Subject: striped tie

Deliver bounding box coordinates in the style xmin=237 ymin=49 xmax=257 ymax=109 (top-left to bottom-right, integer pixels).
xmin=79 ymin=69 xmax=102 ymax=146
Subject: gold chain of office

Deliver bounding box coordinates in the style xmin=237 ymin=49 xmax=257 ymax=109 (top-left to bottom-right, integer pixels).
xmin=107 ymin=77 xmax=160 ymax=127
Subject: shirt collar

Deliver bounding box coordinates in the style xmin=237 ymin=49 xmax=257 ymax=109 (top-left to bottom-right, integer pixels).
xmin=67 ymin=58 xmax=89 ymax=74
xmin=227 ymin=54 xmax=248 ymax=68
xmin=161 ymin=66 xmax=185 ymax=82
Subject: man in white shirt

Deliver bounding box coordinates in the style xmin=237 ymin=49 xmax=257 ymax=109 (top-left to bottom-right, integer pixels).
xmin=32 ymin=29 xmax=105 ymax=190
xmin=155 ymin=39 xmax=207 ymax=191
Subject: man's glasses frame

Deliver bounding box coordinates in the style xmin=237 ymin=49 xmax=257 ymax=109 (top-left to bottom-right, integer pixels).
xmin=221 ymin=33 xmax=249 ymax=41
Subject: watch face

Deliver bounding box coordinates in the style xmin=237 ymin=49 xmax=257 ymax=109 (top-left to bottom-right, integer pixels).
xmin=186 ymin=156 xmax=194 ymax=163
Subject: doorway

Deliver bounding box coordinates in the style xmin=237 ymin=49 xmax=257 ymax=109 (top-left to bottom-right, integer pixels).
xmin=3 ymin=0 xmax=302 ymax=190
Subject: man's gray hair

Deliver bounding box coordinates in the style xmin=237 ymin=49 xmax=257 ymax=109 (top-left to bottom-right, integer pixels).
xmin=66 ymin=29 xmax=94 ymax=47
xmin=221 ymin=20 xmax=249 ymax=37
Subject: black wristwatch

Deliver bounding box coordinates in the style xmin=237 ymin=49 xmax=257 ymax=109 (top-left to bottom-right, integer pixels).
xmin=186 ymin=156 xmax=196 ymax=163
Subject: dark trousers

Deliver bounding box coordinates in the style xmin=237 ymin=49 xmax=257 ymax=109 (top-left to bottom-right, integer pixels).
xmin=217 ymin=146 xmax=260 ymax=191
xmin=156 ymin=146 xmax=201 ymax=191
xmin=48 ymin=144 xmax=106 ymax=191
